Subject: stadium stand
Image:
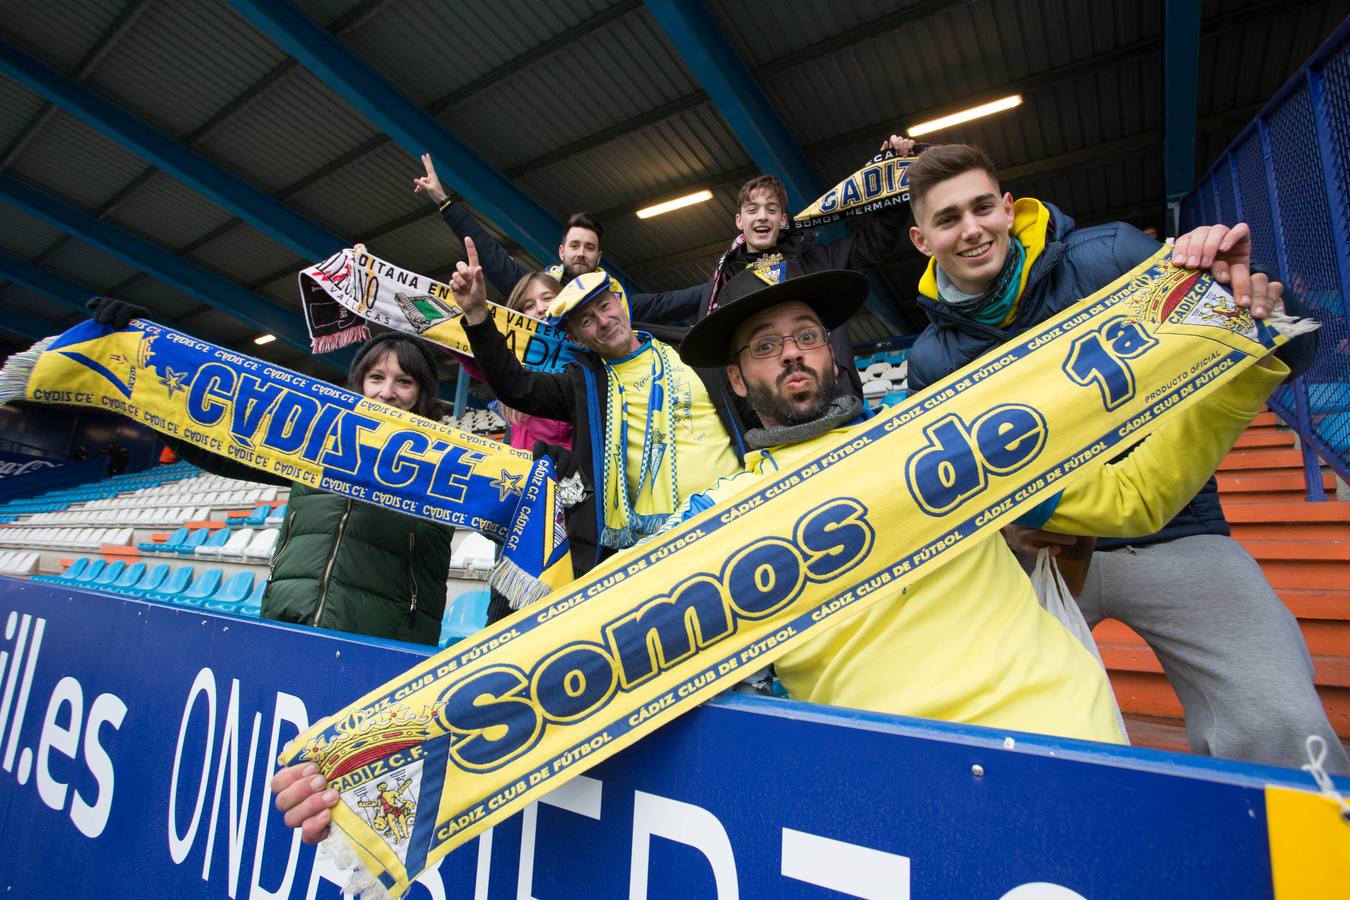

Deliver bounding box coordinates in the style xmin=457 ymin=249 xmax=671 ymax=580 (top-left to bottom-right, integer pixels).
xmin=0 ymin=457 xmax=497 ymax=645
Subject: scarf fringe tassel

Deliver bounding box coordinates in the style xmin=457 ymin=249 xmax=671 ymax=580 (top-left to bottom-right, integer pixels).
xmin=492 ymin=557 xmax=554 ymax=610
xmin=0 ymin=335 xmax=56 ymax=407
xmin=317 ymin=830 xmax=393 ymax=900
xmin=600 ymin=511 xmax=669 ymax=552
xmin=1268 ymin=313 xmax=1319 ymax=340
xmin=311 ymin=325 xmax=371 ymax=355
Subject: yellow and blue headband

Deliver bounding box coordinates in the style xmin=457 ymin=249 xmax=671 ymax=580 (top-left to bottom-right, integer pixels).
xmin=546 ymin=270 xmax=630 ymax=327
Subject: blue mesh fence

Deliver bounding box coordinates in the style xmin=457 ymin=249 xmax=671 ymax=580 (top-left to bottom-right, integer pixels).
xmin=1180 ymin=20 xmax=1350 ymax=489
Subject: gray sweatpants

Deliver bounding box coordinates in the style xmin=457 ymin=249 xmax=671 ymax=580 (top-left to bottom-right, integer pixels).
xmin=1077 ymin=533 xmax=1348 ymax=774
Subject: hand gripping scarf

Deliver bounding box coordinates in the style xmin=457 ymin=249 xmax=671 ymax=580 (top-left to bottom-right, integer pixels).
xmin=793 ymin=147 xmax=919 ymax=230
xmin=300 ymin=248 xmax=579 ymax=373
xmin=0 ymin=320 xmax=572 ymax=602
xmin=266 ymin=249 xmax=1314 ymax=898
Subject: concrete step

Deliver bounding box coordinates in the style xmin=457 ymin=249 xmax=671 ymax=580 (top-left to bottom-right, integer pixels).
xmin=1250 ymin=558 xmax=1348 ymax=592
xmin=1233 ymin=429 xmax=1295 ymax=449
xmin=1217 ymin=470 xmax=1337 ymax=503
xmin=1095 ymin=613 xmax=1350 ymax=666
xmin=1276 ymin=587 xmax=1350 ymax=619
xmin=1222 ymin=500 xmax=1350 ymax=525
xmin=1122 ymin=713 xmax=1350 ymax=762
xmin=1239 ymin=538 xmax=1350 ymax=561
xmin=1229 ymin=519 xmax=1350 ymax=542
xmin=1217 ymin=447 xmax=1306 ymax=472
xmin=1102 ymin=645 xmax=1350 ymax=737
xmin=1251 ymin=411 xmax=1281 ymax=428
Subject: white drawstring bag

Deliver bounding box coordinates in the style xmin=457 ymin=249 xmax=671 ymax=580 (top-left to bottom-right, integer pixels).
xmin=1032 ymin=547 xmax=1130 ymax=744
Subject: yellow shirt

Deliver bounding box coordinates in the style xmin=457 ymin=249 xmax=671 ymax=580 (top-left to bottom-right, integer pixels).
xmin=671 ymin=355 xmax=1287 ymax=744
xmin=605 ymin=340 xmax=739 ymax=519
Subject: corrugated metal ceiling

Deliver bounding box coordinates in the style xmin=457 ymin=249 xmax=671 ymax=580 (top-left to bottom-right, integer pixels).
xmin=0 ymin=0 xmax=1346 ymax=373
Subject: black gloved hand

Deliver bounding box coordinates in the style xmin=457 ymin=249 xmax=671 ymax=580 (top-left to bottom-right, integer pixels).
xmin=531 ymin=440 xmax=580 ymax=481
xmin=531 ymin=440 xmax=591 ymax=508
xmin=86 ymin=296 xmax=149 ymax=329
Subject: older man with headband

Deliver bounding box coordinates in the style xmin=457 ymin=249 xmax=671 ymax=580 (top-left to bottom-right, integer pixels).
xmin=449 ymin=237 xmax=747 ymax=577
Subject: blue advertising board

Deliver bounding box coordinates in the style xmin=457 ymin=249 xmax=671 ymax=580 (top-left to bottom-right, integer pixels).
xmin=0 ymin=577 xmax=1340 ymax=898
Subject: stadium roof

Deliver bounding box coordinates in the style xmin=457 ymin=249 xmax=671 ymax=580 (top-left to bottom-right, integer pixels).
xmin=0 ymin=0 xmax=1346 ymax=379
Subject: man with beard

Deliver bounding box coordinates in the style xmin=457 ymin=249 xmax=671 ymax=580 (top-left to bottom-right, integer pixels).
xmin=270 ymin=265 xmax=1293 ymax=842
xmin=663 ymin=264 xmax=1292 ymax=740
xmin=414 ymin=154 xmax=704 ymax=323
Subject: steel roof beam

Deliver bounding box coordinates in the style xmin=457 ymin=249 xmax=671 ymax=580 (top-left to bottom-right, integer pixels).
xmin=228 ymin=0 xmax=566 ymax=268
xmin=0 ymin=305 xmax=58 ymax=342
xmin=1163 ymin=0 xmax=1202 ymax=215
xmin=644 ymin=0 xmax=822 ymax=212
xmin=0 ymin=250 xmax=104 ymax=315
xmin=0 ymin=175 xmax=347 ymax=372
xmin=0 ymin=0 xmax=152 ymax=170
xmin=0 ymin=37 xmax=345 ymax=261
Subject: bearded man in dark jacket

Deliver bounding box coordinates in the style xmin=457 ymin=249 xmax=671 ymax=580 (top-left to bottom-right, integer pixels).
xmin=902 ymin=143 xmax=1344 ymax=773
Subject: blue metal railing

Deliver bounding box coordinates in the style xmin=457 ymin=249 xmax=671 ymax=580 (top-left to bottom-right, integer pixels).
xmin=1179 ymin=18 xmax=1350 ymax=500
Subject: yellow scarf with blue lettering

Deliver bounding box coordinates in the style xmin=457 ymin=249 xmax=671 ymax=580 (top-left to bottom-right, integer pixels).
xmin=271 ymin=249 xmax=1312 ymax=897
xmin=0 ymin=320 xmax=573 ymax=601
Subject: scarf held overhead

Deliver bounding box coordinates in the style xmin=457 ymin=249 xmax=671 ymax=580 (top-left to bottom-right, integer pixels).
xmin=275 ymin=249 xmax=1313 ymax=897
xmin=300 ymin=247 xmax=579 ymax=373
xmin=0 ymin=321 xmax=572 ymax=600
xmin=793 ymin=148 xmax=919 ymax=230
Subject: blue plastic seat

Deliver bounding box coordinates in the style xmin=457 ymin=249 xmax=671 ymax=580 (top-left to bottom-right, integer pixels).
xmin=125 ymin=563 xmax=170 ymax=597
xmin=264 ymin=503 xmax=287 ymax=526
xmin=33 ymin=557 xmax=88 ymax=584
xmin=144 ymin=566 xmax=193 ymax=602
xmin=89 ymin=560 xmax=126 ymax=590
xmin=238 ymin=576 xmax=267 ymax=617
xmin=140 ymin=527 xmax=188 ymax=555
xmin=172 ymin=568 xmax=222 ymax=607
xmin=192 ymin=528 xmax=232 ymax=557
xmin=174 ymin=528 xmax=210 ymax=555
xmin=438 ymin=589 xmax=491 ymax=647
xmin=67 ymin=558 xmax=106 ymax=585
xmin=203 ymin=572 xmax=256 ymax=611
xmin=108 ymin=562 xmax=147 ymax=592
xmin=227 ymin=504 xmax=269 ymax=527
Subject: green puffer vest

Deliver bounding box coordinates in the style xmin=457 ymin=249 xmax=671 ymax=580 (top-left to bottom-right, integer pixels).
xmin=263 ymin=482 xmax=454 ymax=645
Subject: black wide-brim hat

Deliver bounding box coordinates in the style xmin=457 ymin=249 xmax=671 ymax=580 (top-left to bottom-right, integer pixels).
xmin=679 ymin=265 xmax=869 ymax=367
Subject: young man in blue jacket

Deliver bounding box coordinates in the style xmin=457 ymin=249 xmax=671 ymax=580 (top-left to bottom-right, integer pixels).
xmin=904 ymin=143 xmax=1344 ymax=772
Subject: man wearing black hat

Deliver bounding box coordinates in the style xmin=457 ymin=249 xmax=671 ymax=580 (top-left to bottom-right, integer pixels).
xmin=669 ymin=266 xmax=1290 ymax=741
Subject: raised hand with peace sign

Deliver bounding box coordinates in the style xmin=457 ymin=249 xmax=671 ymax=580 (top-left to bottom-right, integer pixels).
xmin=413 ymin=153 xmax=449 ymax=205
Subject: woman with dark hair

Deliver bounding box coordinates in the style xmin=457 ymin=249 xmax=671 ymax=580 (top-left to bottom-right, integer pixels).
xmin=87 ymin=297 xmax=457 ymax=645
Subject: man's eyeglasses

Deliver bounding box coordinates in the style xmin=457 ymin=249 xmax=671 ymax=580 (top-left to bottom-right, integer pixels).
xmin=735 ymin=325 xmax=829 ymax=359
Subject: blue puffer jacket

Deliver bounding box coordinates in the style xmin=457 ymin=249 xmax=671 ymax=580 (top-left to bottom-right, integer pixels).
xmin=906 ymin=200 xmax=1229 ymax=549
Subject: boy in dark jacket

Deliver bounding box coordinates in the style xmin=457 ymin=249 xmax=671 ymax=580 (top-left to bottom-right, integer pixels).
xmin=903 ymin=144 xmax=1344 ymax=773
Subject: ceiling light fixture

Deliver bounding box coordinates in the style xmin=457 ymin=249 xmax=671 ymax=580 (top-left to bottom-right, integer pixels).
xmin=907 ymin=94 xmax=1023 ymax=137
xmin=254 ymin=334 xmax=277 ymax=345
xmin=636 ymin=189 xmax=714 ymax=220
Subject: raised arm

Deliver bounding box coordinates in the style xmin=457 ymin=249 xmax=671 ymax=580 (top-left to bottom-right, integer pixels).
xmin=416 ymin=153 xmax=533 ymax=296
xmin=629 ymin=283 xmax=707 ymax=325
xmin=1043 ymin=352 xmax=1287 ymax=538
xmin=451 ymin=237 xmax=576 ymax=421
